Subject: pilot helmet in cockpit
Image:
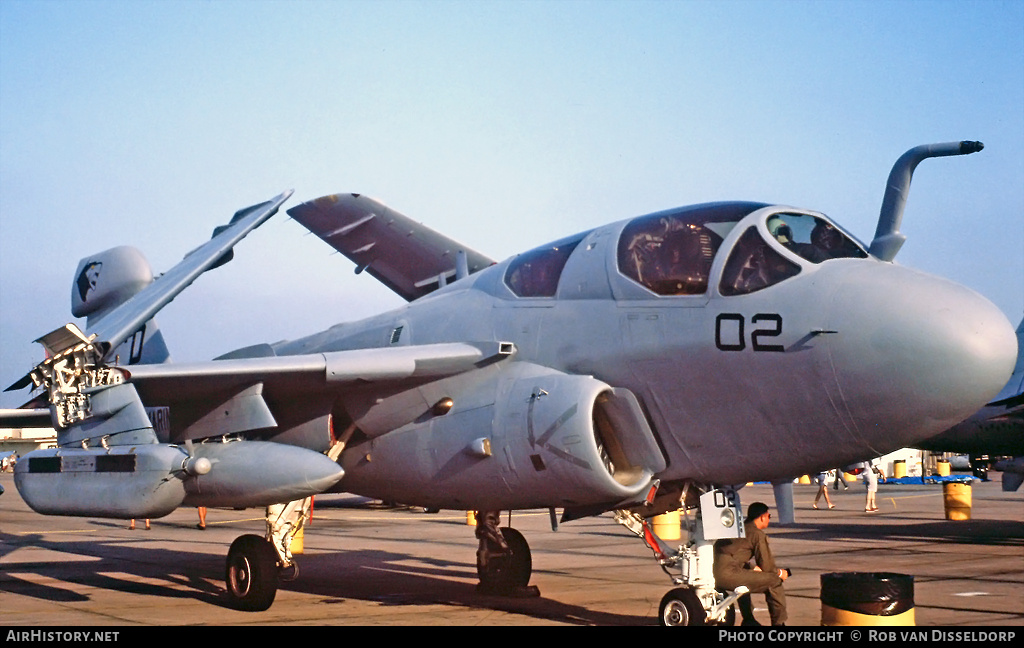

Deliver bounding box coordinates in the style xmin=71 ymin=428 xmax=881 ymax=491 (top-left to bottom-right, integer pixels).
xmin=766 ymin=216 xmax=792 ymax=244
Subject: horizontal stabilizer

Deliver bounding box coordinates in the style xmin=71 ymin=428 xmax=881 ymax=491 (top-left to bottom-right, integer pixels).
xmin=288 ymin=193 xmax=495 ymax=301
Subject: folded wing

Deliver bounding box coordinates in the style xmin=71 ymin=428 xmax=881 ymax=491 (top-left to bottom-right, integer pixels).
xmin=288 ymin=193 xmax=495 ymax=301
xmin=89 ymin=190 xmax=294 ymax=359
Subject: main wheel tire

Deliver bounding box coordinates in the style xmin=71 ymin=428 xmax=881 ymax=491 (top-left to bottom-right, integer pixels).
xmin=659 ymin=587 xmax=707 ymax=626
xmin=477 ymin=527 xmax=532 ymax=591
xmin=225 ymin=534 xmax=279 ymax=611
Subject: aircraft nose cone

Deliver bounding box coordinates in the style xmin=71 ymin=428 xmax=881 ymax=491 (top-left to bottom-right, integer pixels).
xmin=827 ymin=265 xmax=1016 ymax=447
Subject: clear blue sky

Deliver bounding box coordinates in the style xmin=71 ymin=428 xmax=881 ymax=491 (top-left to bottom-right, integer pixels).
xmin=1 ymin=0 xmax=1022 ymax=407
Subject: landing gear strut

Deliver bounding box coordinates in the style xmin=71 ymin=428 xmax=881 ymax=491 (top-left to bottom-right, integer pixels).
xmin=475 ymin=510 xmax=539 ymax=596
xmin=616 ymin=485 xmax=747 ymax=626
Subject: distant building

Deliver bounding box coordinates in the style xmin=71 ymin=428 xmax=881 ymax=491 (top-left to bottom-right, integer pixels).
xmin=1 ymin=426 xmax=57 ymax=456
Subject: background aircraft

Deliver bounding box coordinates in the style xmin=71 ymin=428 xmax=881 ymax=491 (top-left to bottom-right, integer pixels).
xmin=1 ymin=142 xmax=1017 ymax=623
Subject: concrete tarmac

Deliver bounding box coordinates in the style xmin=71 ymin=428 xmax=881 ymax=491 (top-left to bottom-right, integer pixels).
xmin=1 ymin=471 xmax=1022 ymax=626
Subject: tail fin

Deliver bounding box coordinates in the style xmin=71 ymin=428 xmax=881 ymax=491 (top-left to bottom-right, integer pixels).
xmin=71 ymin=246 xmax=171 ymax=365
xmin=994 ymin=457 xmax=1024 ymax=492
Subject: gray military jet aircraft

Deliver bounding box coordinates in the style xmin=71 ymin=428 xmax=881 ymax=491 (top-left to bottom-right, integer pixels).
xmin=2 ymin=141 xmax=1017 ymax=624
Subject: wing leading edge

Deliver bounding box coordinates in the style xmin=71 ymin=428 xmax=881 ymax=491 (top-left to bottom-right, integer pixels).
xmin=125 ymin=341 xmax=513 ymax=395
xmin=287 ymin=193 xmax=495 ymax=301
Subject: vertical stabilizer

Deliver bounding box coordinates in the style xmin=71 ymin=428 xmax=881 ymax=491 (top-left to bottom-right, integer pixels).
xmin=70 ymin=246 xmax=171 ymax=365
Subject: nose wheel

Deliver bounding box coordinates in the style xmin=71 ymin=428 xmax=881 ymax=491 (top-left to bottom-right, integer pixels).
xmin=659 ymin=587 xmax=704 ymax=626
xmin=659 ymin=587 xmax=736 ymax=626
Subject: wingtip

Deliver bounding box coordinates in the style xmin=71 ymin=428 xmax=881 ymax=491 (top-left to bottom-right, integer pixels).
xmin=4 ymin=374 xmax=32 ymax=392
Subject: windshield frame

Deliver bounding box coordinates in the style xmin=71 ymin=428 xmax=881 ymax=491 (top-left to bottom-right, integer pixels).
xmin=713 ymin=207 xmax=870 ymax=298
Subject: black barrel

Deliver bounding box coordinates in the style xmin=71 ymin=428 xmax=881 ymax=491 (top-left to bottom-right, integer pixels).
xmin=820 ymin=572 xmax=915 ymax=626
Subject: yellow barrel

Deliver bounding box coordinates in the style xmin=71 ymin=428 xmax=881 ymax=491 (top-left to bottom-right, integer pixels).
xmin=936 ymin=460 xmax=951 ymax=476
xmin=821 ymin=572 xmax=915 ymax=626
xmin=467 ymin=511 xmax=477 ymax=526
xmin=799 ymin=475 xmax=811 ymax=484
xmin=893 ymin=460 xmax=906 ymax=479
xmin=652 ymin=510 xmax=681 ymax=541
xmin=822 ymin=606 xmax=915 ymax=626
xmin=943 ymin=482 xmax=972 ymax=520
xmin=844 ymin=471 xmax=858 ymax=482
xmin=291 ymin=526 xmax=304 ymax=554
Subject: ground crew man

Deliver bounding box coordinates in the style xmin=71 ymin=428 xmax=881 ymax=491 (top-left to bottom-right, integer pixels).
xmin=713 ymin=501 xmax=788 ymax=625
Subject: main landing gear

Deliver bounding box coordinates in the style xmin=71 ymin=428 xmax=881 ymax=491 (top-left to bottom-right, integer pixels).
xmin=615 ymin=485 xmax=748 ymax=626
xmin=474 ymin=510 xmax=539 ymax=597
xmin=226 ymin=534 xmax=279 ymax=611
xmin=224 ymin=498 xmax=311 ymax=611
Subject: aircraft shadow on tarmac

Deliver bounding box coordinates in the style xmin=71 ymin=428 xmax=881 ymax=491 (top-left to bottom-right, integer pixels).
xmin=0 ymin=530 xmax=650 ymax=624
xmin=279 ymin=551 xmax=651 ymax=625
xmin=1 ymin=531 xmax=226 ymax=606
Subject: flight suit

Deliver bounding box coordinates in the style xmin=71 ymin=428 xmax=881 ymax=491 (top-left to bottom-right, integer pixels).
xmin=713 ymin=519 xmax=787 ymax=625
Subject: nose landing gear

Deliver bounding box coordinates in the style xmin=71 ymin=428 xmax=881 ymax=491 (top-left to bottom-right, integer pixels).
xmin=616 ymin=485 xmax=747 ymax=626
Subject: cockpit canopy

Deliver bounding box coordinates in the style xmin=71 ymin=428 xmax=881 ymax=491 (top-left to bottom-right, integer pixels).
xmin=500 ymin=202 xmax=868 ymax=300
xmin=765 ymin=212 xmax=868 ymax=265
xmin=616 ymin=202 xmax=867 ymax=297
xmin=617 ymin=202 xmax=767 ymax=296
xmin=504 ymin=235 xmax=583 ymax=297
xmin=720 ymin=212 xmax=867 ymax=296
